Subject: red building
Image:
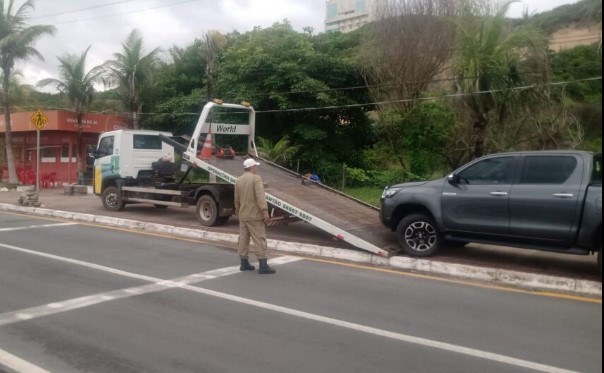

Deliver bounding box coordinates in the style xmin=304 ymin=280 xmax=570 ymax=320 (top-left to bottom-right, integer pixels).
xmin=1 ymin=110 xmax=132 ymax=184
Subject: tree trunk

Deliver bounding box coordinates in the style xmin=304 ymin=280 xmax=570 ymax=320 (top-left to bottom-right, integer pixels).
xmin=132 ymin=110 xmax=139 ymax=130
xmin=2 ymin=71 xmax=18 ymax=184
xmin=77 ymin=124 xmax=84 ymax=184
xmin=472 ymin=113 xmax=488 ymax=159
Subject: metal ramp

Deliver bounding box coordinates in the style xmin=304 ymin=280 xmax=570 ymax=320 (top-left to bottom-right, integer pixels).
xmin=204 ymin=155 xmax=395 ymax=257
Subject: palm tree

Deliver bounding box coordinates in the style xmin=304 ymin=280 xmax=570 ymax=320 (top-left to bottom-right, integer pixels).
xmin=0 ymin=0 xmax=55 ymax=184
xmin=453 ymin=0 xmax=546 ymax=158
xmin=37 ymin=46 xmax=104 ymax=183
xmin=256 ymin=136 xmax=301 ymax=167
xmin=1 ymin=70 xmax=37 ymax=111
xmin=202 ymin=30 xmax=226 ymax=101
xmin=103 ymin=29 xmax=160 ymax=130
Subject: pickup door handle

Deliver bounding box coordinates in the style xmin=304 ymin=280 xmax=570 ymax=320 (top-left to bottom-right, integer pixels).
xmin=552 ymin=193 xmax=574 ymax=198
xmin=490 ymin=191 xmax=508 ymax=196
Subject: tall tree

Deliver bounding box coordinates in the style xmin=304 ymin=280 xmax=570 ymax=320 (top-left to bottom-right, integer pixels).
xmin=104 ymin=29 xmax=160 ymax=130
xmin=37 ymin=46 xmax=104 ymax=183
xmin=453 ymin=0 xmax=547 ymax=158
xmin=361 ymin=0 xmax=467 ymax=169
xmin=213 ymin=22 xmax=374 ymax=179
xmin=0 ymin=0 xmax=55 ymax=183
xmin=202 ymin=30 xmax=226 ymax=101
xmin=1 ymin=70 xmax=37 ymax=111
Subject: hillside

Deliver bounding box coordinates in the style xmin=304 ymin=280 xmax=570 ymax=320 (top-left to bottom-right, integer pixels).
xmin=514 ymin=0 xmax=602 ymax=52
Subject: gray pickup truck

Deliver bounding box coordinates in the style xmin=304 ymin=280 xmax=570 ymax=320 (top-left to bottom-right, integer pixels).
xmin=380 ymin=151 xmax=602 ymax=273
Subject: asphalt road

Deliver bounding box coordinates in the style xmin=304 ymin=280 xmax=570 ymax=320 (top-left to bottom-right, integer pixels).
xmin=0 ymin=212 xmax=602 ymax=373
xmin=0 ymin=189 xmax=600 ymax=282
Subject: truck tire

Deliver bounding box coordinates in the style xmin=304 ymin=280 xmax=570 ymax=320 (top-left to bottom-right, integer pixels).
xmin=196 ymin=195 xmax=219 ymax=226
xmin=101 ymin=186 xmax=125 ymax=211
xmin=396 ymin=213 xmax=441 ymax=257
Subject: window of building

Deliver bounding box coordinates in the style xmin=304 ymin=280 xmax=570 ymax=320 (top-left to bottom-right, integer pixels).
xmin=519 ymin=156 xmax=577 ymax=184
xmin=61 ymin=144 xmax=77 ymax=163
xmin=327 ymin=3 xmax=337 ymax=19
xmin=41 ymin=147 xmax=57 ymax=163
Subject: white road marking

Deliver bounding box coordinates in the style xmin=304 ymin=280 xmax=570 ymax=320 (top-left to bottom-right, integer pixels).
xmin=0 ymin=222 xmax=77 ymax=232
xmin=0 ymin=348 xmax=49 ymax=373
xmin=181 ymin=284 xmax=579 ymax=373
xmin=0 ymin=242 xmax=301 ymax=327
xmin=0 ymin=242 xmax=578 ymax=373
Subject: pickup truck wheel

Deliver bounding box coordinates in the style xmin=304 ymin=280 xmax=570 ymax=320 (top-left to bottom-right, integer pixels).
xmin=101 ymin=186 xmax=125 ymax=211
xmin=397 ymin=214 xmax=441 ymax=257
xmin=196 ymin=195 xmax=219 ymax=226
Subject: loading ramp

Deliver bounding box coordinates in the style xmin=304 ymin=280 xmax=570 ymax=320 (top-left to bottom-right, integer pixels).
xmin=203 ymin=155 xmax=395 ymax=257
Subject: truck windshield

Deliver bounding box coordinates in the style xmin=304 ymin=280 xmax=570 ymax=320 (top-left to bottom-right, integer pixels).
xmin=592 ymin=154 xmax=602 ymax=184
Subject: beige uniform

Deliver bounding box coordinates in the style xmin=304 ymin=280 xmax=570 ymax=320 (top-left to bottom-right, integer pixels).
xmin=234 ymin=171 xmax=270 ymax=259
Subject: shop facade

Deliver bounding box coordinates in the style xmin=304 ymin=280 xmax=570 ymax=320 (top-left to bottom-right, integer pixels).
xmin=1 ymin=110 xmax=132 ymax=184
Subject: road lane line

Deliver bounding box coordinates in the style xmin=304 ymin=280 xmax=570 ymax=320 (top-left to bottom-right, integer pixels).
xmin=0 ymin=241 xmax=301 ymax=327
xmin=0 ymin=242 xmax=579 ymax=372
xmin=180 ymin=284 xmax=579 ymax=373
xmin=0 ymin=222 xmax=77 ymax=232
xmin=0 ymin=348 xmax=49 ymax=373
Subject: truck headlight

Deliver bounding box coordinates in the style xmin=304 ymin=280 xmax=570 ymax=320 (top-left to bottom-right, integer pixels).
xmin=382 ymin=187 xmax=401 ymax=198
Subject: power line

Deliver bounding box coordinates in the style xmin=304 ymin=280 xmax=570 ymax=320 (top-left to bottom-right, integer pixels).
xmin=31 ymin=0 xmax=143 ymax=19
xmin=37 ymin=0 xmax=200 ymax=26
xmin=28 ymin=76 xmax=592 ymax=116
xmin=254 ymin=77 xmax=603 ymax=114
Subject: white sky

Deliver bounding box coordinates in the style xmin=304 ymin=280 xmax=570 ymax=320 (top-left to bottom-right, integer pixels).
xmin=15 ymin=0 xmax=581 ymax=89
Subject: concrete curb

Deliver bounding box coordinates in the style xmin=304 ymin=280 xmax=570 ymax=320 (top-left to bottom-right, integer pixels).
xmin=1 ymin=202 xmax=601 ymax=298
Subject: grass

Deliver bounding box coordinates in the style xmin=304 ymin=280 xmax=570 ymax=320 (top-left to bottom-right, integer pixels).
xmin=341 ymin=186 xmax=383 ymax=207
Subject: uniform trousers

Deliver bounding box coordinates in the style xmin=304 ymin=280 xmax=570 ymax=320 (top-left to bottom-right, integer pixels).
xmin=238 ymin=219 xmax=267 ymax=259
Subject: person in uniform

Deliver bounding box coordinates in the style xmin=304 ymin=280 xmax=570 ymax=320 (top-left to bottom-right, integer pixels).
xmin=234 ymin=158 xmax=276 ymax=274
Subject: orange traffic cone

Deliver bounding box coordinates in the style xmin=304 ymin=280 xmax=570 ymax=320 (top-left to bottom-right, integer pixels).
xmin=200 ymin=132 xmax=213 ymax=160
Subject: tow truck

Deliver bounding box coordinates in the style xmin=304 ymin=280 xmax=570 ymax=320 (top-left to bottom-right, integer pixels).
xmin=93 ymin=101 xmax=393 ymax=257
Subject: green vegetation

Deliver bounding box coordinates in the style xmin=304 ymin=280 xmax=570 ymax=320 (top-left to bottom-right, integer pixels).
xmin=2 ymin=0 xmax=601 ymax=204
xmin=342 ymin=186 xmax=383 ymax=208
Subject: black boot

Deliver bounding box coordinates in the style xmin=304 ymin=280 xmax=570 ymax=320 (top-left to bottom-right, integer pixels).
xmin=258 ymin=258 xmax=276 ymax=274
xmin=240 ymin=258 xmax=255 ymax=271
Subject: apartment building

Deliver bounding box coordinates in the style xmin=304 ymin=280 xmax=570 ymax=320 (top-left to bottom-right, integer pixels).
xmin=325 ymin=0 xmax=377 ymax=33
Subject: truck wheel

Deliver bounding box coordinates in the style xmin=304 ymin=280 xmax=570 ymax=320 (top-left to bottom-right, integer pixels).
xmin=396 ymin=213 xmax=441 ymax=257
xmin=196 ymin=195 xmax=219 ymax=226
xmin=101 ymin=186 xmax=125 ymax=211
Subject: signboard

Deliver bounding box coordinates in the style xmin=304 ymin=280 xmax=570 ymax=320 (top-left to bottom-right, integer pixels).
xmin=31 ymin=110 xmax=48 ymax=130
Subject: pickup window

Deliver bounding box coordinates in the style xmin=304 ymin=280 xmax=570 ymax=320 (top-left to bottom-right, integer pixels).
xmin=519 ymin=156 xmax=577 ymax=184
xmin=457 ymin=157 xmax=513 ymax=185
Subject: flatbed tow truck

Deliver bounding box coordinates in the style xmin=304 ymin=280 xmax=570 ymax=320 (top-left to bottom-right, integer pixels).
xmin=94 ymin=101 xmax=393 ymax=257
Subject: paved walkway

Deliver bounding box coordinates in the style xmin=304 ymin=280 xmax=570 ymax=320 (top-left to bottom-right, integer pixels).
xmin=0 ymin=186 xmax=601 ymax=298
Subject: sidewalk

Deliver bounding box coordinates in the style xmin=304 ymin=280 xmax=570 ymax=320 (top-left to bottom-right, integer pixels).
xmin=0 ymin=186 xmax=601 ymax=298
